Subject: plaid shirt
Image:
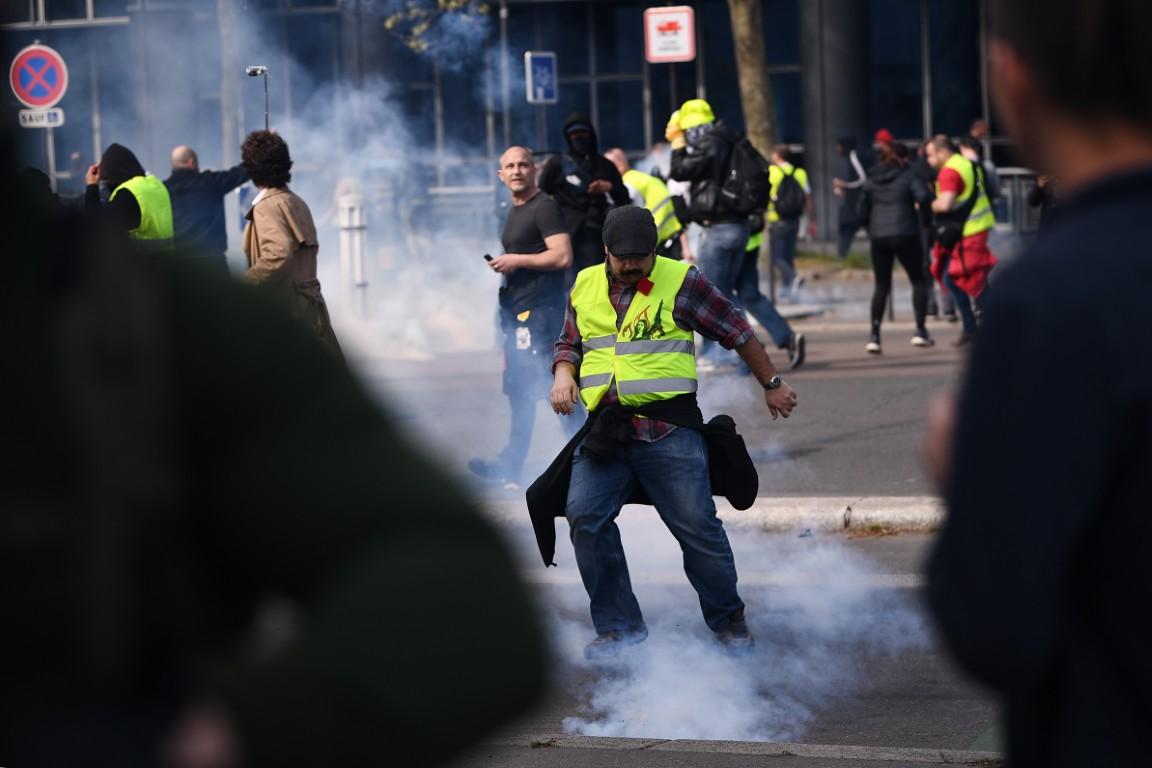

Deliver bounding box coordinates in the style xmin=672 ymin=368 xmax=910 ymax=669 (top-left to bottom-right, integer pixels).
xmin=553 ymin=263 xmax=755 ymax=441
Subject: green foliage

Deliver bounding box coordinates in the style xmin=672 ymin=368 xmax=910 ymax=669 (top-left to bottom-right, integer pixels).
xmin=382 ymin=0 xmax=491 ymax=55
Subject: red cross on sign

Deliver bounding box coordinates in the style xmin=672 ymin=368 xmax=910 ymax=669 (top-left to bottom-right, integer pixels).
xmin=10 ymin=44 xmax=69 ymax=110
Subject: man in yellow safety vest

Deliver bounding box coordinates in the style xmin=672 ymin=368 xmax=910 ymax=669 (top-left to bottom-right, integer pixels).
xmin=548 ymin=205 xmax=798 ymax=660
xmin=926 ymin=134 xmax=998 ymax=346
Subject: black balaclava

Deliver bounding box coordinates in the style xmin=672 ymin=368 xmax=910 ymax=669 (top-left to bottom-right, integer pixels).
xmin=98 ymin=143 xmax=146 ymax=189
xmin=563 ymin=112 xmax=599 ymax=159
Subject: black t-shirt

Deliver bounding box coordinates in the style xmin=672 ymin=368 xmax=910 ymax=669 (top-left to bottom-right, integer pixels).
xmin=499 ymin=191 xmax=567 ymax=314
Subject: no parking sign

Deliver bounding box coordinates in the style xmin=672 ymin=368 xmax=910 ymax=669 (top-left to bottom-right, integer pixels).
xmin=10 ymin=44 xmax=68 ymax=127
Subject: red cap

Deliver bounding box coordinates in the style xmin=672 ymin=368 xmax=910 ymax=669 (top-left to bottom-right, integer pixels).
xmin=874 ymin=128 xmax=895 ymax=145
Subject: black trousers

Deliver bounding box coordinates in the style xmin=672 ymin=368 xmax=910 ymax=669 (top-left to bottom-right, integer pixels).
xmin=870 ymin=234 xmax=929 ymax=331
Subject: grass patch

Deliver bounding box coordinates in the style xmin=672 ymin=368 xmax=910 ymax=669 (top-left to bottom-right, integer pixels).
xmin=796 ymin=248 xmax=874 ymax=271
xmin=847 ymin=524 xmax=901 ymax=539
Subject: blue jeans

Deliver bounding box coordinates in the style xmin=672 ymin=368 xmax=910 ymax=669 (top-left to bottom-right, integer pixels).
xmin=565 ymin=428 xmax=745 ymax=634
xmin=737 ymin=247 xmax=793 ymax=347
xmin=769 ymin=219 xmax=799 ymax=296
xmin=943 ymin=275 xmax=977 ymax=334
xmin=500 ymin=306 xmax=580 ymax=479
xmin=696 ymin=220 xmax=750 ymax=359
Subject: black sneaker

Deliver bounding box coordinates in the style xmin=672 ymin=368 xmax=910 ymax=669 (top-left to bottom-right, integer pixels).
xmin=716 ymin=609 xmax=754 ymax=653
xmin=786 ymin=333 xmax=806 ymax=370
xmin=865 ymin=333 xmax=882 ymax=355
xmin=584 ymin=626 xmax=648 ymax=661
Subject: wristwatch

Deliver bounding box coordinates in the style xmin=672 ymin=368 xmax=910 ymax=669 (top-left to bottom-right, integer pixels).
xmin=762 ymin=375 xmax=783 ymax=391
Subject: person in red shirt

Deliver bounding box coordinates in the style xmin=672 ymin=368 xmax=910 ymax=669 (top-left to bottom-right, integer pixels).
xmin=926 ymin=136 xmax=998 ymax=345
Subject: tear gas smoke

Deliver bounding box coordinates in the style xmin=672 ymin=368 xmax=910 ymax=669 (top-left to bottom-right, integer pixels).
xmin=541 ymin=516 xmax=927 ymax=741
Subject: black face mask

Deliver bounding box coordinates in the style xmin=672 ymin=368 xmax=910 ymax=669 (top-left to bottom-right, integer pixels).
xmin=569 ymin=135 xmax=594 ymax=156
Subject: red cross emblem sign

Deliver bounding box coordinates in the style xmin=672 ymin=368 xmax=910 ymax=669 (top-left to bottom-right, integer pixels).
xmin=10 ymin=44 xmax=69 ymax=110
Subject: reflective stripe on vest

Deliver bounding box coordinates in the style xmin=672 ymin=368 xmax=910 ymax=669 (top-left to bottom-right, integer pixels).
xmin=941 ymin=154 xmax=995 ymax=237
xmin=111 ymin=175 xmax=175 ymax=241
xmin=571 ymin=256 xmax=697 ymax=411
xmin=623 ymin=169 xmax=682 ymax=244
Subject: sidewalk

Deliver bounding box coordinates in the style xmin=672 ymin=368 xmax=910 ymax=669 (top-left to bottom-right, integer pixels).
xmin=483 ymin=496 xmax=945 ymax=534
xmin=449 ymin=733 xmax=1004 ymax=767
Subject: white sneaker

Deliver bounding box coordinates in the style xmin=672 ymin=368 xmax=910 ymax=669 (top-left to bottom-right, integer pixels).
xmin=696 ymin=357 xmax=717 ymax=373
xmin=910 ymin=332 xmax=935 ymax=347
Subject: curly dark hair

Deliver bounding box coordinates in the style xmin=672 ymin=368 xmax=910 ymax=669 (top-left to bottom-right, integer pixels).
xmin=241 ymin=130 xmax=293 ymax=188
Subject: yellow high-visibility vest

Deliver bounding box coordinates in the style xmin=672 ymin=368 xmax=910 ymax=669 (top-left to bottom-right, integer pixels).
xmin=748 ymin=163 xmax=809 ymax=251
xmin=940 ymin=154 xmax=995 ymax=237
xmin=111 ymin=175 xmax=174 ymax=241
xmin=571 ymin=256 xmax=698 ymax=411
xmin=623 ymin=168 xmax=682 ymax=245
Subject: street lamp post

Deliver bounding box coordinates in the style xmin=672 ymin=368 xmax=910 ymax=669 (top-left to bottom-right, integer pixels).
xmin=246 ymin=65 xmax=269 ymax=131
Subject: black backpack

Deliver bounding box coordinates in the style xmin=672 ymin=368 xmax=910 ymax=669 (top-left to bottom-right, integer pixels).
xmin=773 ymin=167 xmax=806 ymax=219
xmin=719 ymin=136 xmax=772 ymax=216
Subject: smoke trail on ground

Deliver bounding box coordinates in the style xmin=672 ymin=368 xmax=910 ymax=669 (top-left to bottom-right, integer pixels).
xmin=541 ymin=518 xmax=927 ymax=741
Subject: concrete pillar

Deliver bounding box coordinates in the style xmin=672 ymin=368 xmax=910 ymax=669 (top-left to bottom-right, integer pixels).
xmin=801 ymin=0 xmax=870 ymax=243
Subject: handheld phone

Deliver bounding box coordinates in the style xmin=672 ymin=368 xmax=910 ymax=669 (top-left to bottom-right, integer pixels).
xmin=483 ymin=254 xmax=493 ymax=262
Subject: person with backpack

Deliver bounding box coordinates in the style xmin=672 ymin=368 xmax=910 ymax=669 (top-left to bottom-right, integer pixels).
xmin=667 ymin=100 xmax=804 ymax=369
xmin=858 ymin=131 xmax=935 ymax=354
xmin=765 ymin=145 xmax=815 ymax=301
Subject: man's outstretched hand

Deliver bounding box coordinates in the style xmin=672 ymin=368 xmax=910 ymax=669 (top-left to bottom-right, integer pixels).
xmin=764 ymin=382 xmax=798 ymax=420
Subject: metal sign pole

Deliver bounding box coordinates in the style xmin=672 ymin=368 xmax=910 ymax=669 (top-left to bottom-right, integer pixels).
xmin=45 ymin=126 xmax=57 ymax=192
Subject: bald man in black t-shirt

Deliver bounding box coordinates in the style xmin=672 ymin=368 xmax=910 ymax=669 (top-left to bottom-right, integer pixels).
xmin=470 ymin=147 xmax=574 ymax=488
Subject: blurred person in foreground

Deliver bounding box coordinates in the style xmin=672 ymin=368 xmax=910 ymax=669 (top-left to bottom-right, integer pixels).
xmin=535 ymin=206 xmax=798 ymax=660
xmin=926 ymin=1 xmax=1152 ymax=765
xmin=470 ymin=146 xmax=575 ymax=488
xmin=0 ymin=129 xmax=546 ymax=768
xmin=241 ymin=130 xmax=341 ymax=357
xmin=858 ymin=129 xmax=935 ymax=354
xmin=164 ymin=145 xmax=249 ymax=272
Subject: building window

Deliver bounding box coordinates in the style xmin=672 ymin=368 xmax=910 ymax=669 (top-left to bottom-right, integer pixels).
xmin=869 ymin=0 xmax=923 ymax=139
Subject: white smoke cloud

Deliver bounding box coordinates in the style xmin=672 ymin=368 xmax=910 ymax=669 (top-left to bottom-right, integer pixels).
xmin=537 ymin=516 xmax=927 ymax=742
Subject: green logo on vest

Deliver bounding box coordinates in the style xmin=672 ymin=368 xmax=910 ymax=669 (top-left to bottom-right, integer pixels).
xmin=622 ymin=299 xmax=666 ymax=341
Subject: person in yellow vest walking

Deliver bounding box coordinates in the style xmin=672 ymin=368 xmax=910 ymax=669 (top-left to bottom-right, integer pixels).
xmin=926 ymin=135 xmax=998 ymax=346
xmin=84 ymin=143 xmax=174 ymax=243
xmin=547 ymin=206 xmax=798 ymax=660
xmin=604 ymin=147 xmax=685 ymax=261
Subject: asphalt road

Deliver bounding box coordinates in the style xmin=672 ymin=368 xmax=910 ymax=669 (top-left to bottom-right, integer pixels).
xmin=448 ymin=528 xmax=1001 ymax=768
xmin=351 ymin=271 xmax=968 ymax=498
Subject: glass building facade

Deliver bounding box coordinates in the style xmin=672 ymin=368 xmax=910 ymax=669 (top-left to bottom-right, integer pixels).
xmin=4 ymin=0 xmax=1010 ymax=239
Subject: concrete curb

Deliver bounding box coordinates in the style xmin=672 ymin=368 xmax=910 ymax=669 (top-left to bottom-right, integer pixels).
xmin=492 ymin=734 xmax=1002 ymax=764
xmin=483 ymin=496 xmax=944 ymax=533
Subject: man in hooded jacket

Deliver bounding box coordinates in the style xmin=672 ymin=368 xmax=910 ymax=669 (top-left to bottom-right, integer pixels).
xmin=538 ymin=113 xmax=631 ymax=276
xmin=84 ymin=143 xmax=174 ymax=243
